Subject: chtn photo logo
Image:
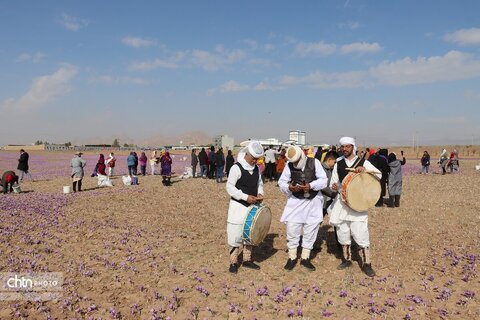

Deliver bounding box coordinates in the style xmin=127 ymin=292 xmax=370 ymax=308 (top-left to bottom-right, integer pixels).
xmin=7 ymin=275 xmax=34 ymax=289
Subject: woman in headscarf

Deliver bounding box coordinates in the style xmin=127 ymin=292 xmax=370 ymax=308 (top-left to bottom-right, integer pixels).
xmin=387 ymin=151 xmax=406 ymax=207
xmin=447 ymin=149 xmax=459 ymax=173
xmin=127 ymin=152 xmax=136 ymax=176
xmin=96 ymin=154 xmax=112 ymax=187
xmin=160 ymin=151 xmax=173 ymax=186
xmin=71 ymin=152 xmax=86 ymax=192
xmin=421 ymin=151 xmax=430 ymax=174
xmin=139 ymin=152 xmax=148 ymax=176
xmin=439 ymin=149 xmax=449 ymax=175
xmin=105 ymin=153 xmax=116 ymax=177
xmin=225 ymin=149 xmax=235 ymax=177
xmin=150 ymin=150 xmax=158 ymax=175
xmin=95 ymin=154 xmax=107 ymax=176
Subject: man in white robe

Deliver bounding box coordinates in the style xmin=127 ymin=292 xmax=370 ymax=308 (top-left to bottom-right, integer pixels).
xmin=278 ymin=146 xmax=328 ymax=271
xmin=328 ymin=137 xmax=381 ymax=277
xmin=226 ymin=141 xmax=265 ymax=274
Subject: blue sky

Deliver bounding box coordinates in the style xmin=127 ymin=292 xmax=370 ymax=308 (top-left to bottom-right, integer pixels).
xmin=1 ymin=0 xmax=479 ymax=147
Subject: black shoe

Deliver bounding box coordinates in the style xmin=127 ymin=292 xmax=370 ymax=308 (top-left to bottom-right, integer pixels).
xmin=337 ymin=260 xmax=353 ymax=270
xmin=229 ymin=263 xmax=238 ymax=274
xmin=300 ymin=259 xmax=315 ymax=271
xmin=242 ymin=261 xmax=260 ymax=270
xmin=362 ymin=263 xmax=376 ymax=277
xmin=284 ymin=258 xmax=297 ymax=271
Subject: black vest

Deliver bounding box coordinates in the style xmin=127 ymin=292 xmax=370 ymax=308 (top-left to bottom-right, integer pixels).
xmin=337 ymin=157 xmax=365 ymax=182
xmin=232 ymin=163 xmax=259 ymax=207
xmin=288 ymin=157 xmax=319 ymax=200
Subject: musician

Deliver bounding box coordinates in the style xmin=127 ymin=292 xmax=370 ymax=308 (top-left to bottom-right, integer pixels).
xmin=226 ymin=141 xmax=265 ymax=274
xmin=278 ymin=146 xmax=328 ymax=271
xmin=328 ymin=137 xmax=381 ymax=277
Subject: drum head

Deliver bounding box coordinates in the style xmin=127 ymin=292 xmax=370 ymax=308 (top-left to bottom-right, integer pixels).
xmin=248 ymin=206 xmax=272 ymax=246
xmin=345 ymin=173 xmax=381 ymax=212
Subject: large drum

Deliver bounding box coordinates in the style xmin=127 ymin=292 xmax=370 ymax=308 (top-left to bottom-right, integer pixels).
xmin=341 ymin=172 xmax=381 ymax=212
xmin=242 ymin=205 xmax=272 ymax=246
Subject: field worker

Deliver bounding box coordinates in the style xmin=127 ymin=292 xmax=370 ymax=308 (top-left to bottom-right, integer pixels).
xmin=71 ymin=152 xmax=86 ymax=192
xmin=2 ymin=171 xmax=19 ymax=194
xmin=17 ymin=149 xmax=33 ymax=181
xmin=149 ymin=150 xmax=158 ymax=175
xmin=226 ymin=141 xmax=264 ymax=274
xmin=278 ymin=146 xmax=328 ymax=271
xmin=105 ymin=153 xmax=116 ymax=177
xmin=328 ymin=137 xmax=381 ymax=277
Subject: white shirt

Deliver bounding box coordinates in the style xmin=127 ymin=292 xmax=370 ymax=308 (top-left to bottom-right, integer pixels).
xmin=278 ymin=158 xmax=328 ymax=224
xmin=264 ymin=149 xmax=279 ymax=164
xmin=328 ymin=156 xmax=381 ymax=223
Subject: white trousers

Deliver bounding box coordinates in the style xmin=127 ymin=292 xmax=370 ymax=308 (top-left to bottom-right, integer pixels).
xmin=108 ymin=167 xmax=114 ymax=177
xmin=227 ymin=223 xmax=244 ymax=247
xmin=150 ymin=163 xmax=156 ymax=175
xmin=286 ymin=221 xmax=321 ymax=250
xmin=336 ymin=220 xmax=370 ymax=248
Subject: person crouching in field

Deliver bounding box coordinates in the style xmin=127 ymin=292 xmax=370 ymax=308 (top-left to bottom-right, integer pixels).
xmin=226 ymin=141 xmax=265 ymax=274
xmin=387 ymin=151 xmax=406 ymax=207
xmin=1 ymin=171 xmax=19 ymax=194
xmin=278 ymin=146 xmax=328 ymax=271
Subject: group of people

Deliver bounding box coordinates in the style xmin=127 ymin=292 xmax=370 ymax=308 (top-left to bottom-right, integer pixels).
xmin=438 ymin=149 xmax=459 ymax=174
xmin=1 ymin=149 xmax=31 ymax=193
xmin=225 ymin=138 xmax=381 ymax=277
xmin=191 ymin=146 xmax=235 ymax=182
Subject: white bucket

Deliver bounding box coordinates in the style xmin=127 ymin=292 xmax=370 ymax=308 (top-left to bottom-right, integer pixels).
xmin=12 ymin=184 xmax=21 ymax=194
xmin=63 ymin=186 xmax=71 ymax=194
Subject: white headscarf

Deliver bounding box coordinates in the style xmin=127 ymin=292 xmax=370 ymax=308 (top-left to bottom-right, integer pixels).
xmin=238 ymin=141 xmax=264 ymax=171
xmin=286 ymin=145 xmax=307 ymax=169
xmin=339 ymin=136 xmax=357 ymax=155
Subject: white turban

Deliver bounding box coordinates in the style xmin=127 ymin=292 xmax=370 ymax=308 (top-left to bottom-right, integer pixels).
xmin=286 ymin=145 xmax=307 ymax=169
xmin=339 ymin=136 xmax=356 ymax=147
xmin=339 ymin=136 xmax=357 ymax=155
xmin=247 ymin=141 xmax=264 ymax=158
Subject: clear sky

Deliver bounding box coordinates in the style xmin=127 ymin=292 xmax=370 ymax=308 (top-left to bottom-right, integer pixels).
xmin=1 ymin=0 xmax=479 ymax=147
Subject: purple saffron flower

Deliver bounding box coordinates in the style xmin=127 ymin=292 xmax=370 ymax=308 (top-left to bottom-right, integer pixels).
xmin=462 ymin=290 xmax=475 ymax=299
xmin=339 ymin=290 xmax=347 ymax=298
xmin=256 ymin=286 xmax=268 ymax=296
xmin=384 ymin=298 xmax=396 ymax=308
xmin=322 ymin=310 xmax=333 ymax=317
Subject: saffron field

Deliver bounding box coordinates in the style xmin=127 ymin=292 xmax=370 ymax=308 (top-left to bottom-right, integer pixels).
xmin=0 ymin=151 xmax=478 ymax=319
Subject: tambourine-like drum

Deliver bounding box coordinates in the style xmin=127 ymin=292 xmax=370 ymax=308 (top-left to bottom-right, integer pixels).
xmin=242 ymin=205 xmax=272 ymax=246
xmin=341 ymin=172 xmax=381 ymax=212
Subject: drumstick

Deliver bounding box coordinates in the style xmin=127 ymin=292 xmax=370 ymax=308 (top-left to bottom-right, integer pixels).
xmin=345 ymin=168 xmax=381 ymax=174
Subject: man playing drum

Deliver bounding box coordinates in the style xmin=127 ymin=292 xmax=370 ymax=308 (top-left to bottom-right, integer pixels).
xmin=226 ymin=141 xmax=265 ymax=274
xmin=278 ymin=146 xmax=328 ymax=271
xmin=329 ymin=137 xmax=381 ymax=277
